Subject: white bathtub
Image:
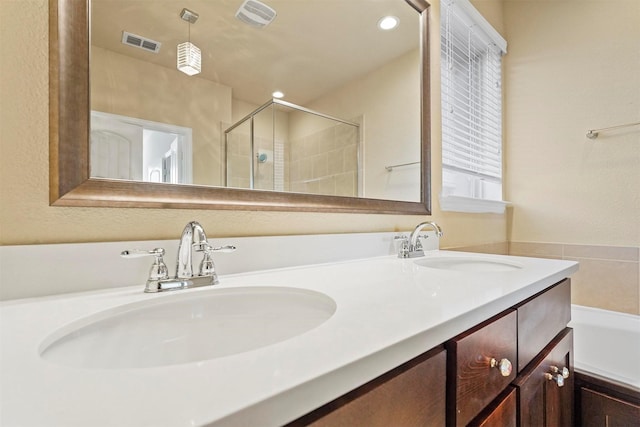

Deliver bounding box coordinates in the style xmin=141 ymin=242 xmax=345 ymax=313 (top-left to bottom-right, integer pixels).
xmin=570 ymin=305 xmax=640 ymax=391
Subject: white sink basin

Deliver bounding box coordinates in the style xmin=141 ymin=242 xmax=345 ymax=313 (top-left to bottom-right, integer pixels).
xmin=40 ymin=286 xmax=336 ymax=369
xmin=415 ymin=257 xmax=523 ymax=272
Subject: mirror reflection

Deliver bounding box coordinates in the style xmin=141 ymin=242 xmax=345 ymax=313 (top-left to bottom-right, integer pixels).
xmin=90 ymin=0 xmax=421 ymax=202
xmin=224 ymin=99 xmax=361 ymax=196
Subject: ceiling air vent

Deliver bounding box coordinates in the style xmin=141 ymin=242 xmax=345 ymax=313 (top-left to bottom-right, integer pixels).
xmin=235 ymin=0 xmax=277 ymax=28
xmin=121 ymin=31 xmax=161 ymax=53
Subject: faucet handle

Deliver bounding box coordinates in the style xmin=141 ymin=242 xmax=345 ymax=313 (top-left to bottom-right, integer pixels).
xmin=121 ymin=248 xmax=165 ymax=258
xmin=207 ymin=244 xmax=237 ymax=253
xmin=121 ymin=248 xmax=170 ymax=281
xmin=394 ymin=234 xmax=409 ymax=247
xmin=414 ymin=234 xmax=429 ymax=250
xmin=198 ymin=244 xmax=236 ymax=281
xmin=394 ymin=234 xmax=410 ymax=257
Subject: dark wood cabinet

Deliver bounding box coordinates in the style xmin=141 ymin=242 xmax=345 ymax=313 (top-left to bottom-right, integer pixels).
xmin=513 ymin=327 xmax=574 ymax=427
xmin=468 ymin=387 xmax=517 ymax=427
xmin=287 ymin=345 xmax=446 ymax=427
xmin=447 ymin=279 xmax=573 ymax=427
xmin=446 ymin=310 xmax=517 ymax=426
xmin=289 ymin=279 xmax=574 ymax=427
xmin=516 ymin=279 xmax=571 ymax=372
xmin=576 ymin=371 xmax=640 ymax=427
xmin=580 ymin=388 xmax=640 ymax=426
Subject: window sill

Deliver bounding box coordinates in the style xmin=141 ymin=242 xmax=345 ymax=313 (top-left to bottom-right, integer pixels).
xmin=439 ymin=195 xmax=510 ymax=214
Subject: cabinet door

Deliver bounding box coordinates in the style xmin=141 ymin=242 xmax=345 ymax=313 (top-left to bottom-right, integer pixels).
xmin=468 ymin=386 xmax=517 ymax=427
xmin=580 ymin=388 xmax=640 ymax=427
xmin=288 ymin=346 xmax=446 ymax=427
xmin=513 ymin=328 xmax=574 ymax=427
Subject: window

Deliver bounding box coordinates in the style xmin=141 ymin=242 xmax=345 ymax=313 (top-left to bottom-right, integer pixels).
xmin=440 ymin=0 xmax=507 ymax=213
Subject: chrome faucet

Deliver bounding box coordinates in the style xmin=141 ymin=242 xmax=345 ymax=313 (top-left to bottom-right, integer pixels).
xmin=176 ymin=221 xmax=209 ymax=279
xmin=398 ymin=221 xmax=443 ymax=258
xmin=121 ymin=221 xmax=236 ymax=293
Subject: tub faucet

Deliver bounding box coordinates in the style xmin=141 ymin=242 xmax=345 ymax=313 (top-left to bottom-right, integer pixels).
xmin=121 ymin=221 xmax=236 ymax=293
xmin=398 ymin=221 xmax=443 ymax=258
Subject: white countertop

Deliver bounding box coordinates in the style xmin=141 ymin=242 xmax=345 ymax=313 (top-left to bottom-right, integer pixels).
xmin=0 ymin=251 xmax=578 ymax=427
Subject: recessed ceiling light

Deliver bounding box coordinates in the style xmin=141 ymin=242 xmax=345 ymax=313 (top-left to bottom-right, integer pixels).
xmin=272 ymin=91 xmax=284 ymax=98
xmin=378 ymin=16 xmax=399 ymax=31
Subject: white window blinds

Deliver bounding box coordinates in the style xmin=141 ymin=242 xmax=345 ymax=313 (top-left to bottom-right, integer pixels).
xmin=441 ymin=0 xmax=506 ymax=206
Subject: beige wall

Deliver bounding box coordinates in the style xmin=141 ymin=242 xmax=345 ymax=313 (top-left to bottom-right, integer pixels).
xmin=504 ymin=0 xmax=639 ymax=246
xmin=503 ymin=0 xmax=640 ymax=314
xmin=91 ymin=46 xmax=232 ymax=187
xmin=0 ymin=0 xmax=507 ymax=249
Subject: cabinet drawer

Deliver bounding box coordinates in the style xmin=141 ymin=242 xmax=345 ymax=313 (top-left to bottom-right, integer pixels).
xmin=447 ymin=310 xmax=517 ymax=427
xmin=516 ymin=279 xmax=571 ymax=372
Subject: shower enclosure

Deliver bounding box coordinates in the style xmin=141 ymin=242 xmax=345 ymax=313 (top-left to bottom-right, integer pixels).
xmin=224 ymin=99 xmax=361 ymax=197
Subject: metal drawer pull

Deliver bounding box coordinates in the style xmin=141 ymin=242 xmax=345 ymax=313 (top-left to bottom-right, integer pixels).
xmin=545 ymin=366 xmax=570 ymax=387
xmin=490 ymin=358 xmax=513 ymax=377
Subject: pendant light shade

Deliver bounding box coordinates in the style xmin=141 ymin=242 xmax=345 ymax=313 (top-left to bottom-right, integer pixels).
xmin=177 ymin=8 xmax=201 ymax=76
xmin=177 ymin=41 xmax=201 ymax=76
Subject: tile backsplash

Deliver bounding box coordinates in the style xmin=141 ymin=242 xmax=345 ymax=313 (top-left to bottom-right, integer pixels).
xmin=511 ymin=242 xmax=639 ymax=315
xmin=448 ymin=241 xmax=639 ymax=315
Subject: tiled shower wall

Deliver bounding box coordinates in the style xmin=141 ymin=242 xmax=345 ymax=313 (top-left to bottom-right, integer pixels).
xmin=225 ymin=122 xmax=358 ymax=196
xmin=289 ymin=122 xmax=359 ymax=197
xmin=448 ymin=241 xmax=640 ymax=315
xmin=225 ymin=134 xmax=288 ymax=191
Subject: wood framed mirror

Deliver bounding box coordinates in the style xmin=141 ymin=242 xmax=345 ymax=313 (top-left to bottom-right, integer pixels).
xmin=49 ymin=0 xmax=431 ymax=214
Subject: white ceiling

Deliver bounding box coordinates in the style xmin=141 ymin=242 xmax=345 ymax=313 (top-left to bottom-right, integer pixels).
xmin=91 ymin=0 xmax=421 ymax=105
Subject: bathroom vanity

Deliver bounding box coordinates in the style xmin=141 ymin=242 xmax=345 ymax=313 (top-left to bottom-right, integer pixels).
xmin=287 ymin=279 xmax=573 ymax=426
xmin=0 ymin=236 xmax=578 ymax=427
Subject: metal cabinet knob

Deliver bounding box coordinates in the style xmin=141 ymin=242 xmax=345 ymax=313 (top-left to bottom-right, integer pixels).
xmin=545 ymin=366 xmax=570 ymax=387
xmin=490 ymin=357 xmax=513 ymax=377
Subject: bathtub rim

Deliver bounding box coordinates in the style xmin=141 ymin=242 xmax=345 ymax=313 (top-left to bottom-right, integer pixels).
xmin=571 ymin=304 xmax=639 ymax=328
xmin=570 ymin=304 xmax=640 ymax=393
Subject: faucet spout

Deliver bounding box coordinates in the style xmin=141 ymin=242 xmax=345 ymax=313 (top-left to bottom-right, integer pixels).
xmin=409 ymin=221 xmax=443 ymax=249
xmin=176 ymin=221 xmax=208 ymax=279
xmin=398 ymin=221 xmax=443 ymax=258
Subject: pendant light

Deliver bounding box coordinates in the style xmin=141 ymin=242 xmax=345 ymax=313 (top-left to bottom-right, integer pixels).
xmin=177 ymin=8 xmax=201 ymax=76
